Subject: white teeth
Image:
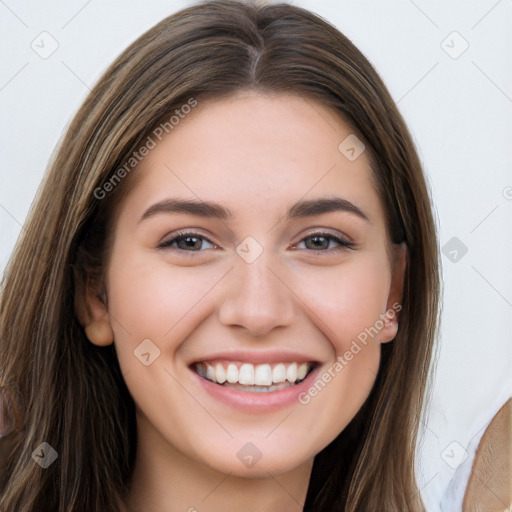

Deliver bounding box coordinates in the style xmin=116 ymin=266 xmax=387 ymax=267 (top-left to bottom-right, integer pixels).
xmin=254 ymin=364 xmax=272 ymax=386
xmin=239 ymin=364 xmax=255 ymax=385
xmin=226 ymin=363 xmax=238 ymax=383
xmin=206 ymin=364 xmax=215 ymax=381
xmin=199 ymin=361 xmax=312 ymax=387
xmin=272 ymin=363 xmax=286 ymax=383
xmin=286 ymin=362 xmax=298 ymax=383
xmin=297 ymin=362 xmax=308 ymax=380
xmin=215 ymin=363 xmax=226 ymax=384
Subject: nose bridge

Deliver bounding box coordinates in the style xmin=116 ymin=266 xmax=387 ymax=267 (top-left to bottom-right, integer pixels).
xmin=218 ymin=251 xmax=295 ymax=335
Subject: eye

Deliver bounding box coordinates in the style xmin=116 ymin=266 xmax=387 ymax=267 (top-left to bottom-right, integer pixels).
xmin=294 ymin=232 xmax=354 ymax=252
xmin=158 ymin=231 xmax=216 ymax=251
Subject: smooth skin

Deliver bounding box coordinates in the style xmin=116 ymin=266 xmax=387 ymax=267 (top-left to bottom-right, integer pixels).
xmin=83 ymin=92 xmax=406 ymax=512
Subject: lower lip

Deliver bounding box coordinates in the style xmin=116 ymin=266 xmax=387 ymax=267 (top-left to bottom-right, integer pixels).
xmin=190 ymin=365 xmax=320 ymax=412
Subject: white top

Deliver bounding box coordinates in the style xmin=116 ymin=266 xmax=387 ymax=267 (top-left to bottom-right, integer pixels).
xmin=418 ymin=386 xmax=512 ymax=511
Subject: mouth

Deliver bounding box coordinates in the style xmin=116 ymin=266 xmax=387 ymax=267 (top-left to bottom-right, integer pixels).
xmin=192 ymin=360 xmax=316 ymax=393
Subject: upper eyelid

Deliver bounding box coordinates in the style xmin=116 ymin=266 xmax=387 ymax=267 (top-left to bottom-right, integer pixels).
xmin=158 ymin=231 xmax=217 ymax=248
xmin=293 ymin=228 xmax=353 ymax=245
xmin=292 ymin=233 xmax=354 ymax=249
xmin=301 ymin=228 xmax=350 ymax=238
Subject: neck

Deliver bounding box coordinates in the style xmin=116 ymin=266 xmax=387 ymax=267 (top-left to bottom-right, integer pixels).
xmin=126 ymin=413 xmax=313 ymax=512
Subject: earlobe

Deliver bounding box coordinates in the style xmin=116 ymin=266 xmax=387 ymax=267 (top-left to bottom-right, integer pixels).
xmin=75 ymin=282 xmax=114 ymax=346
xmin=380 ymin=242 xmax=407 ymax=344
xmin=84 ymin=320 xmax=114 ymax=346
xmin=380 ymin=314 xmax=400 ymax=344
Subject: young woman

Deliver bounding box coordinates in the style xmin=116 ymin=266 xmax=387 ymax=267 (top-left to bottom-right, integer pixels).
xmin=0 ymin=1 xmax=439 ymax=510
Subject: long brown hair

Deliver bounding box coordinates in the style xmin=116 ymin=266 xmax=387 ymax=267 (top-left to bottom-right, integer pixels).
xmin=0 ymin=1 xmax=439 ymax=510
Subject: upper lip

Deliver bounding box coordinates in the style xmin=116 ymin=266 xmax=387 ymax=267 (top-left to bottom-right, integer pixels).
xmin=189 ymin=350 xmax=321 ymax=366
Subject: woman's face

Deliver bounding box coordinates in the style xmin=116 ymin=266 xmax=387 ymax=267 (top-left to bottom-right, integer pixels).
xmin=93 ymin=93 xmax=404 ymax=477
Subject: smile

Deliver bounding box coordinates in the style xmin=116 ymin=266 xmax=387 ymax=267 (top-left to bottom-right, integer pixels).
xmin=193 ymin=361 xmax=315 ymax=392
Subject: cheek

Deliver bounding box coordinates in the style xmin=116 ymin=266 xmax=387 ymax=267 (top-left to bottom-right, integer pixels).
xmin=280 ymin=255 xmax=391 ymax=433
xmin=292 ymin=254 xmax=392 ymax=350
xmin=282 ymin=254 xmax=390 ymax=418
xmin=105 ymin=252 xmax=227 ymax=369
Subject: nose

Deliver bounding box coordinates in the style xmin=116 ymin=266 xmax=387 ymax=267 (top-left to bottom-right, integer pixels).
xmin=218 ymin=256 xmax=296 ymax=337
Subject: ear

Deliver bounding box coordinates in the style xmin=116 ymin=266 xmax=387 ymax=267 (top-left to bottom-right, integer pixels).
xmin=75 ymin=281 xmax=114 ymax=347
xmin=380 ymin=242 xmax=407 ymax=344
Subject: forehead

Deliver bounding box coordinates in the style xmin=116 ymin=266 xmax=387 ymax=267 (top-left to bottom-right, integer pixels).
xmin=117 ymin=92 xmax=385 ymax=227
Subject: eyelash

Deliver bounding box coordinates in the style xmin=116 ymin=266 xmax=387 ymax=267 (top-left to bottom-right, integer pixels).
xmin=158 ymin=230 xmax=354 ymax=253
xmin=293 ymin=231 xmax=354 ymax=252
xmin=158 ymin=231 xmax=217 ymax=252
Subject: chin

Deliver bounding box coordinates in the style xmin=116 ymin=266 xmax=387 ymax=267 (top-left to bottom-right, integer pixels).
xmin=192 ymin=435 xmax=319 ymax=478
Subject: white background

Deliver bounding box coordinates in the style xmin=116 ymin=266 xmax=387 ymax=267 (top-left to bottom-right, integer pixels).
xmin=0 ymin=1 xmax=511 ymax=510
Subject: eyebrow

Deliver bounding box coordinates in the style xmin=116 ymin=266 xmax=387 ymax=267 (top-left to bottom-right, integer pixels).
xmin=287 ymin=198 xmax=369 ymax=222
xmin=140 ymin=198 xmax=231 ymax=222
xmin=139 ymin=197 xmax=369 ymax=223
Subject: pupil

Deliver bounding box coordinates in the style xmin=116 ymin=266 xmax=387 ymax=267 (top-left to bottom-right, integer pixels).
xmin=180 ymin=237 xmax=201 ymax=250
xmin=307 ymin=236 xmax=328 ymax=250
